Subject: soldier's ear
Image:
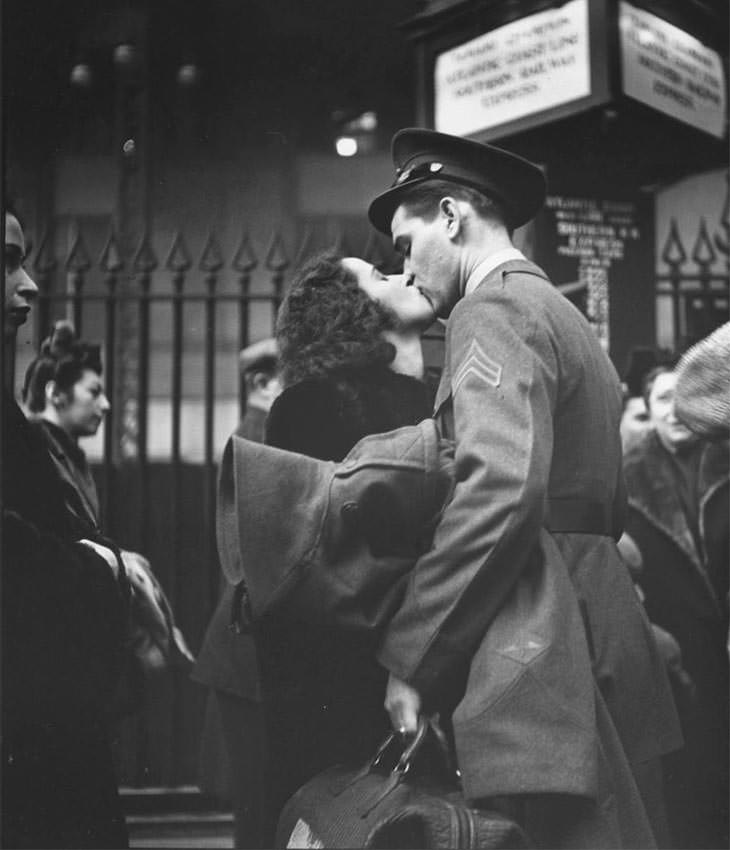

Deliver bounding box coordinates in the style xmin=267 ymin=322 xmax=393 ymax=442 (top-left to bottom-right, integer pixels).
xmin=439 ymin=197 xmax=462 ymax=240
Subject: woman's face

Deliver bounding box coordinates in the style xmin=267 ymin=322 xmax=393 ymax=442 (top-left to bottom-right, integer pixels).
xmin=647 ymin=370 xmax=697 ymax=452
xmin=342 ymin=257 xmax=435 ymax=331
xmin=56 ymin=368 xmax=111 ymax=438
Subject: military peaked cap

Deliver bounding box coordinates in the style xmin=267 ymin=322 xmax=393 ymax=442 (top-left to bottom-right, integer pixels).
xmin=238 ymin=337 xmax=278 ymax=374
xmin=368 ymin=128 xmax=546 ymax=234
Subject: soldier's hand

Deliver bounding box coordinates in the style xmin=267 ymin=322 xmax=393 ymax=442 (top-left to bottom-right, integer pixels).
xmin=385 ymin=673 xmax=421 ymax=734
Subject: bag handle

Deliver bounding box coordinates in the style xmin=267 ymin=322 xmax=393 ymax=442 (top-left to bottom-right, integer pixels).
xmin=348 ymin=716 xmax=460 ymax=817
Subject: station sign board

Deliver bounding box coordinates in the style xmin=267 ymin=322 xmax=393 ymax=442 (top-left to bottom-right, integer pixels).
xmin=619 ymin=2 xmax=726 ymax=139
xmin=435 ymin=0 xmax=595 ymax=137
xmin=434 ymin=0 xmax=727 ymax=141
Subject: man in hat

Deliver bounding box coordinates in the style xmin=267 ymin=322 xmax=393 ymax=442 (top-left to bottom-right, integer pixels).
xmin=235 ymin=337 xmax=281 ymax=441
xmin=367 ymin=130 xmax=680 ymax=847
xmin=192 ymin=338 xmax=280 ymax=849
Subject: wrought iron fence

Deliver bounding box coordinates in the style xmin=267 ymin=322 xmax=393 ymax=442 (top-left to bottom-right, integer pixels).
xmin=655 ymin=181 xmax=730 ymax=351
xmin=18 ymin=201 xmax=728 ymax=787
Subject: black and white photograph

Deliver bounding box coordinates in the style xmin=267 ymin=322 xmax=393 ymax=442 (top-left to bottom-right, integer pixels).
xmin=2 ymin=0 xmax=728 ymax=848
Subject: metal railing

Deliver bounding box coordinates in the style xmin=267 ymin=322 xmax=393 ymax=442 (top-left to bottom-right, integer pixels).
xmin=655 ymin=177 xmax=730 ymax=351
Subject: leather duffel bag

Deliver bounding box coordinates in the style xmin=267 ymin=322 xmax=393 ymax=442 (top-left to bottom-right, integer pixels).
xmin=275 ymin=718 xmax=530 ymax=849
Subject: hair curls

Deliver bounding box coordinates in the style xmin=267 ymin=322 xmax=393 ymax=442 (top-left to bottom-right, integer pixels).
xmin=22 ymin=320 xmax=103 ymax=413
xmin=276 ymin=251 xmax=397 ymax=386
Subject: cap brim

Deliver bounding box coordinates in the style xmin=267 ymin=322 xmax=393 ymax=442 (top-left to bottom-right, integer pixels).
xmin=368 ymin=176 xmax=433 ymax=236
xmin=369 ymin=127 xmax=546 ymax=235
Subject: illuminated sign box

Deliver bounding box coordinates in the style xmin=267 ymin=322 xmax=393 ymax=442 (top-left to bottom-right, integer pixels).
xmin=619 ymin=2 xmax=727 ymax=139
xmin=435 ymin=0 xmax=595 ymax=138
xmin=434 ymin=0 xmax=727 ymax=141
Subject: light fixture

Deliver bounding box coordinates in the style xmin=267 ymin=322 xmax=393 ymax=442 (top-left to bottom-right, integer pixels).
xmin=70 ymin=63 xmax=93 ymax=88
xmin=177 ymin=63 xmax=200 ymax=87
xmin=345 ymin=111 xmax=378 ymax=133
xmin=113 ymin=43 xmax=137 ymax=68
xmin=335 ymin=136 xmax=358 ymax=157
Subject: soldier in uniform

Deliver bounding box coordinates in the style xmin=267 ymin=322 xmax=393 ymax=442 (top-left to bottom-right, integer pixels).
xmin=367 ymin=130 xmax=681 ymax=848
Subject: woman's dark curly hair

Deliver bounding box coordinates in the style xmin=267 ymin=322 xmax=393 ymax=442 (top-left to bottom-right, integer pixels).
xmin=276 ymin=250 xmax=397 ymax=386
xmin=22 ymin=320 xmax=103 ymax=413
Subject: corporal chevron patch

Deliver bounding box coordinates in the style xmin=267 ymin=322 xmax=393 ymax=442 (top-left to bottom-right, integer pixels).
xmin=452 ymin=338 xmax=503 ymax=395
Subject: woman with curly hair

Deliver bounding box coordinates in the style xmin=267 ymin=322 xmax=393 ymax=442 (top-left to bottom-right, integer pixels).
xmin=256 ymin=250 xmax=437 ymax=837
xmin=267 ymin=251 xmax=435 ymax=457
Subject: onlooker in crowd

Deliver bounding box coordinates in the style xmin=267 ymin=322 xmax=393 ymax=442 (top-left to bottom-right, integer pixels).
xmin=192 ymin=338 xmax=281 ymax=849
xmin=620 ymin=394 xmax=651 ymax=454
xmin=22 ymin=321 xmax=110 ymax=528
xmin=2 ymin=210 xmax=129 ymax=847
xmin=235 ymin=337 xmax=281 ymax=439
xmin=365 ymin=129 xmax=680 ymax=848
xmin=22 ymin=320 xmax=194 ymax=714
xmin=623 ymin=362 xmax=729 ymax=849
xmin=674 ymin=321 xmax=730 ymax=439
xmin=620 ymin=347 xmax=658 ymax=453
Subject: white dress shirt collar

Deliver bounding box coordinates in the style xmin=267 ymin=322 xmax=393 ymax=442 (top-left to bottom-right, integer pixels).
xmin=464 ymin=247 xmax=527 ymax=296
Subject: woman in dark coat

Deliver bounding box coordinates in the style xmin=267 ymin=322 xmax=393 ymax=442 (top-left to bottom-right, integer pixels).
xmin=22 ymin=322 xmax=194 ymax=714
xmin=3 ymin=215 xmax=128 ymax=849
xmin=22 ymin=321 xmax=110 ymax=530
xmin=256 ymin=251 xmax=437 ymax=836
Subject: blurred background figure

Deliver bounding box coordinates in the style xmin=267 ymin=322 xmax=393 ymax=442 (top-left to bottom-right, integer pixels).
xmin=620 ymin=394 xmax=651 ymax=454
xmin=235 ymin=338 xmax=281 ymax=441
xmin=192 ymin=338 xmax=281 ymax=849
xmin=22 ymin=320 xmax=195 ymax=715
xmin=623 ymin=362 xmax=729 ymax=850
xmin=620 ymin=346 xmax=659 ymax=454
xmin=23 ymin=321 xmax=110 ymax=528
xmin=674 ymin=321 xmax=730 ymax=440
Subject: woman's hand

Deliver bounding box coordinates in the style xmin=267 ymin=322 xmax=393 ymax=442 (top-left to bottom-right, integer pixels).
xmin=78 ymin=539 xmax=120 ymax=578
xmin=385 ymin=672 xmax=421 ymax=734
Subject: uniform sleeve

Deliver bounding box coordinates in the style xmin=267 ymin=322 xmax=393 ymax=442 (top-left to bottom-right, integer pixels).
xmin=377 ymin=291 xmax=559 ymax=700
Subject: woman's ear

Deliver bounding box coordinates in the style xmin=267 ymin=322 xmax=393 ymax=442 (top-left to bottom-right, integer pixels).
xmin=45 ymin=380 xmax=66 ymax=409
xmin=439 ymin=197 xmax=462 ymax=240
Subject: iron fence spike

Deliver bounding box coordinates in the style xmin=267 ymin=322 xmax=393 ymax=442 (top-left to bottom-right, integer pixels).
xmin=33 ymin=231 xmax=57 ymax=274
xmin=232 ymin=231 xmax=258 ymax=273
xmin=660 ymin=218 xmax=687 ymax=267
xmin=133 ymin=232 xmax=159 ymax=273
xmin=264 ymin=231 xmax=290 ymax=272
xmin=66 ymin=223 xmax=92 ymax=272
xmin=100 ymin=230 xmax=125 ymax=273
xmin=329 ymin=224 xmax=349 ymax=257
xmin=691 ymin=218 xmax=716 ymax=266
xmin=200 ymin=232 xmax=224 ymax=272
xmin=293 ymin=227 xmax=313 ymax=270
xmin=166 ymin=231 xmax=193 ymax=273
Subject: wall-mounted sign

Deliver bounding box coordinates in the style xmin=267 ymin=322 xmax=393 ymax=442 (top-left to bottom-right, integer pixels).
xmin=619 ymin=2 xmax=727 ymax=139
xmin=435 ymin=0 xmax=591 ymax=137
xmin=536 ymin=196 xmax=648 ymax=354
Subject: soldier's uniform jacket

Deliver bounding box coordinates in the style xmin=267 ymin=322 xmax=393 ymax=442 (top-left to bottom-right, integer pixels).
xmin=376 ymin=259 xmax=681 ymax=823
